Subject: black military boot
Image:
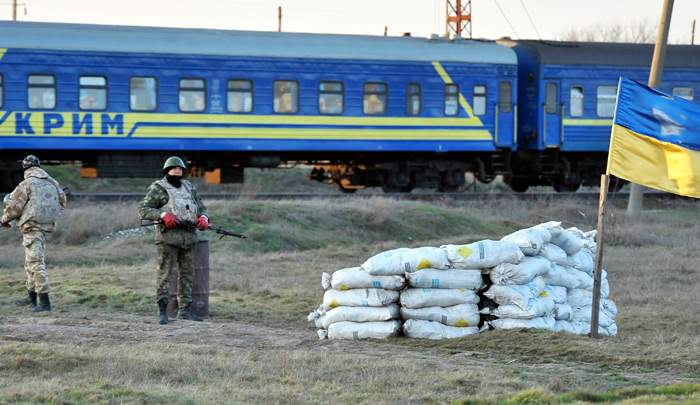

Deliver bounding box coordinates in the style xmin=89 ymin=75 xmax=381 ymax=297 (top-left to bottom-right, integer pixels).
xmin=177 ymin=303 xmax=203 ymax=322
xmin=158 ymin=299 xmax=169 ymax=325
xmin=28 ymin=293 xmax=51 ymax=312
xmin=14 ymin=290 xmax=37 ymax=307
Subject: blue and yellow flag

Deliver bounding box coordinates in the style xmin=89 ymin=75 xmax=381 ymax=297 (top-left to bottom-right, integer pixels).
xmin=608 ymin=77 xmax=700 ymax=198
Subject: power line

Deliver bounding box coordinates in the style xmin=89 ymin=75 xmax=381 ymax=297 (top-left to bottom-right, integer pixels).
xmin=492 ymin=0 xmax=519 ymax=39
xmin=519 ymin=0 xmax=541 ymax=39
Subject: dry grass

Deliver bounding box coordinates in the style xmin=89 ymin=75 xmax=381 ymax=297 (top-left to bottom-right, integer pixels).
xmin=0 ymin=195 xmax=699 ymax=403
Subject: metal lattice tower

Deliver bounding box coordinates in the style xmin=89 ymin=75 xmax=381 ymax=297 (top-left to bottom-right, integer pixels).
xmin=446 ymin=0 xmax=472 ymax=38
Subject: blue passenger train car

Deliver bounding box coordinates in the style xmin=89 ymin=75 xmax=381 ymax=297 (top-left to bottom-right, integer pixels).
xmin=498 ymin=39 xmax=700 ymax=192
xmin=0 ymin=21 xmax=519 ymax=192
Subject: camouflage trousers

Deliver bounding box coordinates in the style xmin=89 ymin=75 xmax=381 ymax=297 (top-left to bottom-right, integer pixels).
xmin=22 ymin=230 xmax=50 ymax=294
xmin=155 ymin=243 xmax=195 ymax=308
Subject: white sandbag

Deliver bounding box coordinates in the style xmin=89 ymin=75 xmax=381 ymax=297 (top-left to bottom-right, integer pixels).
xmin=501 ymin=225 xmax=552 ymax=256
xmin=361 ymin=247 xmax=410 ymax=276
xmin=537 ymin=243 xmax=568 ymax=265
xmin=317 ymin=329 xmax=328 ymax=339
xmin=399 ymin=288 xmax=479 ymax=309
xmin=540 ymin=284 xmax=568 ymax=304
xmin=601 ymin=298 xmax=617 ymax=318
xmin=567 ymin=288 xmax=592 ymax=307
xmin=539 ymin=221 xmax=563 ymax=237
xmin=600 ymin=277 xmax=610 ymax=299
xmin=322 ymin=288 xmax=399 ymax=310
xmin=403 ymin=319 xmax=479 ymax=339
xmin=490 ymin=256 xmax=551 ymax=285
xmin=486 ymin=316 xmax=556 ymax=331
xmin=603 ymin=322 xmax=618 ymax=336
xmin=400 ymin=303 xmax=480 ymax=327
xmin=327 ymin=320 xmax=402 ymax=340
xmin=480 ymin=296 xmax=554 ymax=319
xmin=322 ymin=304 xmax=400 ymax=328
xmin=572 ymin=305 xmax=614 ymax=328
xmin=553 ymin=320 xmax=590 ymax=335
xmin=550 ymin=228 xmax=583 ymax=255
xmin=400 ymin=247 xmax=451 ymax=272
xmin=569 ymin=267 xmax=594 ymax=290
xmin=322 ymin=267 xmax=406 ymax=291
xmin=564 ymin=250 xmax=595 ymax=275
xmin=542 ymin=264 xmax=580 ymax=289
xmin=553 ymin=302 xmax=573 ymax=321
xmin=307 ymin=304 xmax=325 ymax=322
xmin=406 ymin=269 xmax=484 ymax=290
xmin=482 ymin=276 xmax=546 ymax=309
xmin=441 ymin=240 xmax=523 ymax=269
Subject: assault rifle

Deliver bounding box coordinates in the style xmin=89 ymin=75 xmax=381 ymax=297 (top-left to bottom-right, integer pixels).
xmin=141 ymin=219 xmax=247 ymax=239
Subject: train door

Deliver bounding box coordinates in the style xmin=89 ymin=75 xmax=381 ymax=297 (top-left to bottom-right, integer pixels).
xmin=495 ymin=81 xmax=516 ymax=148
xmin=542 ymin=80 xmax=562 ymax=148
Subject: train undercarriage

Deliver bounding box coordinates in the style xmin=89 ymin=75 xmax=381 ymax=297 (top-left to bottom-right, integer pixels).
xmin=504 ymin=149 xmax=627 ymax=193
xmin=1 ymin=148 xmax=624 ymax=194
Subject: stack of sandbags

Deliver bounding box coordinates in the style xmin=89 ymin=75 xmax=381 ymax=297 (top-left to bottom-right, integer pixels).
xmin=401 ymin=240 xmax=525 ymax=338
xmin=480 ymin=221 xmax=617 ymax=336
xmin=309 ymin=266 xmax=403 ymax=340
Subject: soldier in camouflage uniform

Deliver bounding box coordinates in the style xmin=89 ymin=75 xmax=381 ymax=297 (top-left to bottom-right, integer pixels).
xmin=138 ymin=156 xmax=209 ymax=325
xmin=1 ymin=155 xmax=67 ymax=312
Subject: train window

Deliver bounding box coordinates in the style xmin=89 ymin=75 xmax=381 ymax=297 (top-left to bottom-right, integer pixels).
xmin=27 ymin=74 xmax=56 ymax=110
xmin=227 ymin=80 xmax=253 ymax=113
xmin=319 ymin=81 xmax=343 ymax=115
xmin=444 ymin=84 xmax=459 ymax=116
xmin=544 ymin=82 xmax=558 ymax=114
xmin=673 ymin=87 xmax=694 ymax=101
xmin=274 ymin=80 xmax=299 ymax=114
xmin=570 ymin=86 xmax=584 ymax=117
xmin=130 ymin=77 xmax=157 ymax=111
xmin=0 ymin=74 xmax=3 ymax=109
xmin=596 ymin=86 xmax=617 ymax=117
xmin=499 ymin=82 xmax=512 ymax=113
xmin=363 ymin=82 xmax=387 ymax=115
xmin=79 ymin=76 xmax=107 ymax=111
xmin=406 ymin=83 xmax=421 ymax=116
xmin=179 ymin=78 xmax=206 ymax=112
xmin=473 ymin=85 xmax=487 ymax=116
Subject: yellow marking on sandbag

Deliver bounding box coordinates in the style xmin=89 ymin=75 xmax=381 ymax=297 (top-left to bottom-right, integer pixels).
xmin=329 ymin=300 xmax=340 ymax=308
xmin=417 ymin=258 xmax=433 ymax=270
xmin=540 ymin=291 xmax=549 ymax=297
xmin=339 ymin=285 xmax=349 ymax=291
xmin=453 ymin=319 xmax=471 ymax=327
xmin=456 ymin=246 xmax=473 ymax=259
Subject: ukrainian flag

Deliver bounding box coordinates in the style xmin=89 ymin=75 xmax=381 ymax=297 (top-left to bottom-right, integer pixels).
xmin=608 ymin=77 xmax=700 ymax=199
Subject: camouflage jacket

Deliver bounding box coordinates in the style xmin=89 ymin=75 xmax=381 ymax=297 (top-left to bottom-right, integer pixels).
xmin=138 ymin=178 xmax=208 ymax=247
xmin=2 ymin=167 xmax=67 ymax=233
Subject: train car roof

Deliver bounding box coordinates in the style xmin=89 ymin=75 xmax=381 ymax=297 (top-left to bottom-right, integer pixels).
xmin=0 ymin=21 xmax=517 ymax=65
xmin=497 ymin=39 xmax=700 ymax=68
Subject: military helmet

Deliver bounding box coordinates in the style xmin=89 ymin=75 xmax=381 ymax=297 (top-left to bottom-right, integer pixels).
xmin=162 ymin=156 xmax=187 ymax=174
xmin=22 ymin=155 xmax=41 ymax=170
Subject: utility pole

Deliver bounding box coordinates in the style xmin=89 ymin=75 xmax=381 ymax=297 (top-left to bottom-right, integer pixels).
xmin=692 ymin=20 xmax=696 ymax=45
xmin=627 ymin=0 xmax=674 ymax=216
xmin=446 ymin=0 xmax=472 ymax=38
xmin=13 ymin=0 xmax=17 ymax=20
xmin=278 ymin=6 xmax=282 ymax=32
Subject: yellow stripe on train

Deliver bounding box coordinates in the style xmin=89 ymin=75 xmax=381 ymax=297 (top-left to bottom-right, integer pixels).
xmin=0 ymin=111 xmax=492 ymax=140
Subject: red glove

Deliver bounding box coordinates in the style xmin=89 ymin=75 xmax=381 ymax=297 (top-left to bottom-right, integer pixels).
xmin=195 ymin=215 xmax=209 ymax=231
xmin=162 ymin=213 xmax=179 ymax=229
xmin=0 ymin=221 xmax=10 ymax=228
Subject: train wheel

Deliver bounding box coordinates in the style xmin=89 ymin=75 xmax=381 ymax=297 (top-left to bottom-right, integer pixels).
xmin=507 ymin=177 xmax=530 ymax=193
xmin=553 ymin=183 xmax=581 ymax=192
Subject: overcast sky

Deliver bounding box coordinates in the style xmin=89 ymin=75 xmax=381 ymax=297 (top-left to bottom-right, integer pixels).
xmin=5 ymin=0 xmax=699 ymax=43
